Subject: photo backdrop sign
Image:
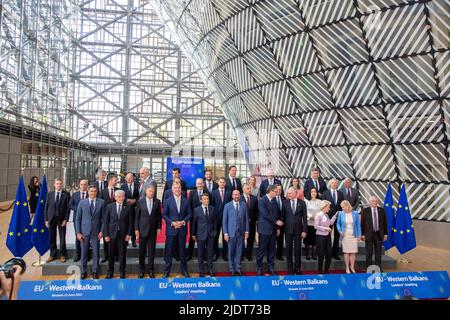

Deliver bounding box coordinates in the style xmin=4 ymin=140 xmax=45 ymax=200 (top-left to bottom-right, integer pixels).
xmin=166 ymin=157 xmax=205 ymax=189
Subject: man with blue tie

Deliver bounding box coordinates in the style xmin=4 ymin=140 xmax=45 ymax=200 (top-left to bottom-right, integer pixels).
xmin=75 ymin=185 xmax=105 ymax=280
xmin=69 ymin=179 xmax=88 ymax=262
xmin=163 ymin=182 xmax=192 ymax=278
xmin=257 ymin=185 xmax=284 ymax=276
xmin=259 ymin=169 xmax=283 ymax=197
xmin=274 ymin=184 xmax=286 ymax=261
xmin=204 ymin=169 xmax=218 ymax=193
xmin=187 ymin=178 xmax=210 ymax=261
xmin=223 ymin=190 xmax=249 ymax=276
xmin=192 ymin=193 xmax=217 ymax=277
xmin=303 ymin=168 xmax=328 ymax=200
xmin=211 ymin=177 xmax=232 ymax=261
xmin=322 ymin=178 xmax=344 ymax=260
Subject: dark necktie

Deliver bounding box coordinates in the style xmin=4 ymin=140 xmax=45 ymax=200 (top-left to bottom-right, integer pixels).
xmin=314 ymin=180 xmax=319 ymax=191
xmin=347 ymin=188 xmax=351 ymax=199
xmin=117 ymin=204 xmax=122 ymax=219
xmin=232 ymin=178 xmax=236 ymax=190
xmin=332 ymin=191 xmax=337 ymax=205
xmin=110 ymin=189 xmax=114 ymax=201
xmin=90 ymin=200 xmax=94 ymax=214
xmin=205 ymin=206 xmax=209 ymax=217
xmin=208 ymin=182 xmax=212 ymax=192
xmin=56 ymin=192 xmax=60 ymax=205
xmin=246 ymin=196 xmax=250 ymax=208
xmin=277 ymin=197 xmax=281 ymax=210
xmin=291 ymin=200 xmax=296 ymax=214
xmin=81 ymin=192 xmax=85 ymax=200
xmin=373 ymin=208 xmax=379 ymax=232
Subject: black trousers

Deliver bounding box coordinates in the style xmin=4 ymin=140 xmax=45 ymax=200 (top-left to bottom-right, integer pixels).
xmin=73 ymin=222 xmax=81 ymax=258
xmin=214 ymin=219 xmax=228 ymax=259
xmin=365 ymin=232 xmax=383 ymax=271
xmin=139 ymin=232 xmax=157 ymax=273
xmin=164 ymin=232 xmax=188 ymax=274
xmin=285 ymin=233 xmax=302 ymax=272
xmin=103 ymin=237 xmax=109 ymax=261
xmin=49 ymin=215 xmax=67 ymax=257
xmin=245 ymin=220 xmax=257 ymax=259
xmin=197 ymin=236 xmax=215 ymax=273
xmin=257 ymin=233 xmax=276 ymax=270
xmin=186 ymin=221 xmax=195 ymax=258
xmin=331 ymin=223 xmax=340 ymax=257
xmin=276 ymin=225 xmax=285 ymax=258
xmin=316 ymin=234 xmax=332 ymax=273
xmin=108 ymin=236 xmax=127 ymax=273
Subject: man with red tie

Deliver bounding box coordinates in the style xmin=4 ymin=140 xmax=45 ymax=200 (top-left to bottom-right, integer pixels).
xmin=100 ymin=175 xmax=118 ymax=263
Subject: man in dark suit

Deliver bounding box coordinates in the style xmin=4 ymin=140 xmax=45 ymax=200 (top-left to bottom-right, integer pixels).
xmin=121 ymin=172 xmax=140 ymax=247
xmin=100 ymin=175 xmax=118 ymax=263
xmin=164 ymin=167 xmax=187 ymax=193
xmin=339 ymin=178 xmax=360 ymax=210
xmin=274 ymin=184 xmax=286 ymax=260
xmin=44 ymin=178 xmax=71 ymax=263
xmin=163 ymin=182 xmax=192 ymax=278
xmin=104 ymin=190 xmax=132 ymax=279
xmin=192 ymin=193 xmax=217 ymax=277
xmin=282 ymin=187 xmax=308 ymax=275
xmin=303 ymin=168 xmax=328 ymax=200
xmin=322 ymin=178 xmax=344 ymax=260
xmin=69 ymin=179 xmax=88 ymax=262
xmin=361 ymin=196 xmax=388 ymax=272
xmin=241 ymin=184 xmax=258 ymax=261
xmin=257 ymin=185 xmax=283 ymax=275
xmin=75 ymin=185 xmax=105 ymax=279
xmin=138 ymin=167 xmax=158 ymax=199
xmin=225 ymin=165 xmax=242 ymax=193
xmin=187 ymin=178 xmax=210 ymax=261
xmin=135 ymin=185 xmax=162 ymax=278
xmin=211 ymin=177 xmax=232 ymax=261
xmin=94 ymin=170 xmax=107 ymax=198
xmin=204 ymin=168 xmax=218 ymax=193
xmin=259 ymin=168 xmax=283 ymax=197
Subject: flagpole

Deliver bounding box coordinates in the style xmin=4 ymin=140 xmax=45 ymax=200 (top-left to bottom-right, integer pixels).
xmin=32 ymin=168 xmax=47 ymax=267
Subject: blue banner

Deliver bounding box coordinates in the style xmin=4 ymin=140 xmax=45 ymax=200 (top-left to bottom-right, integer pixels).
xmin=166 ymin=157 xmax=205 ymax=189
xmin=18 ymin=271 xmax=450 ymax=300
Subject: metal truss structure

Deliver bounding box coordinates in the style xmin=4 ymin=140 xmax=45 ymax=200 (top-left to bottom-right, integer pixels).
xmin=151 ymin=0 xmax=450 ymax=222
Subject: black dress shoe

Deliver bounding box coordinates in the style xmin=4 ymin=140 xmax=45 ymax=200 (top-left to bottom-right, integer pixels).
xmin=175 ymin=257 xmax=180 ymax=262
xmin=332 ymin=255 xmax=341 ymax=260
xmin=106 ymin=271 xmax=114 ymax=279
xmin=73 ymin=256 xmax=80 ymax=262
xmin=269 ymin=269 xmax=276 ymax=276
xmin=148 ymin=271 xmax=155 ymax=278
xmin=138 ymin=272 xmax=145 ymax=279
xmin=183 ymin=272 xmax=190 ymax=278
xmin=186 ymin=256 xmax=192 ymax=262
xmin=247 ymin=256 xmax=253 ymax=261
xmin=132 ymin=242 xmax=137 ymax=247
xmin=231 ymin=271 xmax=236 ymax=276
xmin=276 ymin=256 xmax=284 ymax=261
xmin=120 ymin=272 xmax=126 ymax=279
xmin=257 ymin=269 xmax=263 ymax=276
xmin=296 ymin=270 xmax=303 ymax=275
xmin=92 ymin=272 xmax=99 ymax=279
xmin=223 ymin=257 xmax=228 ymax=262
xmin=162 ymin=272 xmax=169 ymax=278
xmin=199 ymin=273 xmax=205 ymax=277
xmin=81 ymin=272 xmax=87 ymax=280
xmin=236 ymin=271 xmax=242 ymax=276
xmin=209 ymin=271 xmax=215 ymax=277
xmin=213 ymin=255 xmax=219 ymax=261
xmin=288 ymin=270 xmax=295 ymax=275
xmin=101 ymin=258 xmax=108 ymax=263
xmin=115 ymin=257 xmax=119 ymax=262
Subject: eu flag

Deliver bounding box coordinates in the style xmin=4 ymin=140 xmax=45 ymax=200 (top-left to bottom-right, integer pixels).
xmin=6 ymin=176 xmax=33 ymax=257
xmin=31 ymin=175 xmax=50 ymax=256
xmin=392 ymin=184 xmax=416 ymax=254
xmin=383 ymin=183 xmax=395 ymax=250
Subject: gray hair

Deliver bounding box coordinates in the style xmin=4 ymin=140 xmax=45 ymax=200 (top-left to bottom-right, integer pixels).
xmin=96 ymin=170 xmax=106 ymax=179
xmin=320 ymin=200 xmax=332 ymax=211
xmin=114 ymin=189 xmax=125 ymax=197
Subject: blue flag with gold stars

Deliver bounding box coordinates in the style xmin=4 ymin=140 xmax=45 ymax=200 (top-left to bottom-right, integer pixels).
xmin=391 ymin=184 xmax=416 ymax=254
xmin=383 ymin=183 xmax=395 ymax=250
xmin=31 ymin=175 xmax=50 ymax=256
xmin=6 ymin=176 xmax=33 ymax=257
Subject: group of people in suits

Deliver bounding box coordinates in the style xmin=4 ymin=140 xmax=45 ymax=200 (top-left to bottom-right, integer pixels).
xmin=42 ymin=165 xmax=388 ymax=279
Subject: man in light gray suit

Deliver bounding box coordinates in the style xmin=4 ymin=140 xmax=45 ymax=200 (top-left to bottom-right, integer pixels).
xmin=222 ymin=190 xmax=249 ymax=276
xmin=339 ymin=178 xmax=360 ymax=210
xmin=138 ymin=167 xmax=158 ymax=199
xmin=76 ymin=185 xmax=105 ymax=280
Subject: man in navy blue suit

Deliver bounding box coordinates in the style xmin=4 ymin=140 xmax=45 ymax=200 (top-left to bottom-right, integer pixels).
xmin=223 ymin=190 xmax=249 ymax=276
xmin=192 ymin=193 xmax=217 ymax=277
xmin=259 ymin=168 xmax=283 ymax=197
xmin=303 ymin=168 xmax=328 ymax=200
xmin=241 ymin=183 xmax=258 ymax=261
xmin=211 ymin=177 xmax=232 ymax=261
xmin=187 ymin=178 xmax=210 ymax=261
xmin=225 ymin=165 xmax=242 ymax=193
xmin=69 ymin=179 xmax=88 ymax=262
xmin=163 ymin=182 xmax=192 ymax=278
xmin=256 ymin=185 xmax=284 ymax=276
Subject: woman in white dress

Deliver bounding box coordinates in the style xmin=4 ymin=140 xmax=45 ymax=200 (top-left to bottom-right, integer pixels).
xmin=304 ymin=187 xmax=322 ymax=260
xmin=337 ymin=200 xmax=361 ymax=274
